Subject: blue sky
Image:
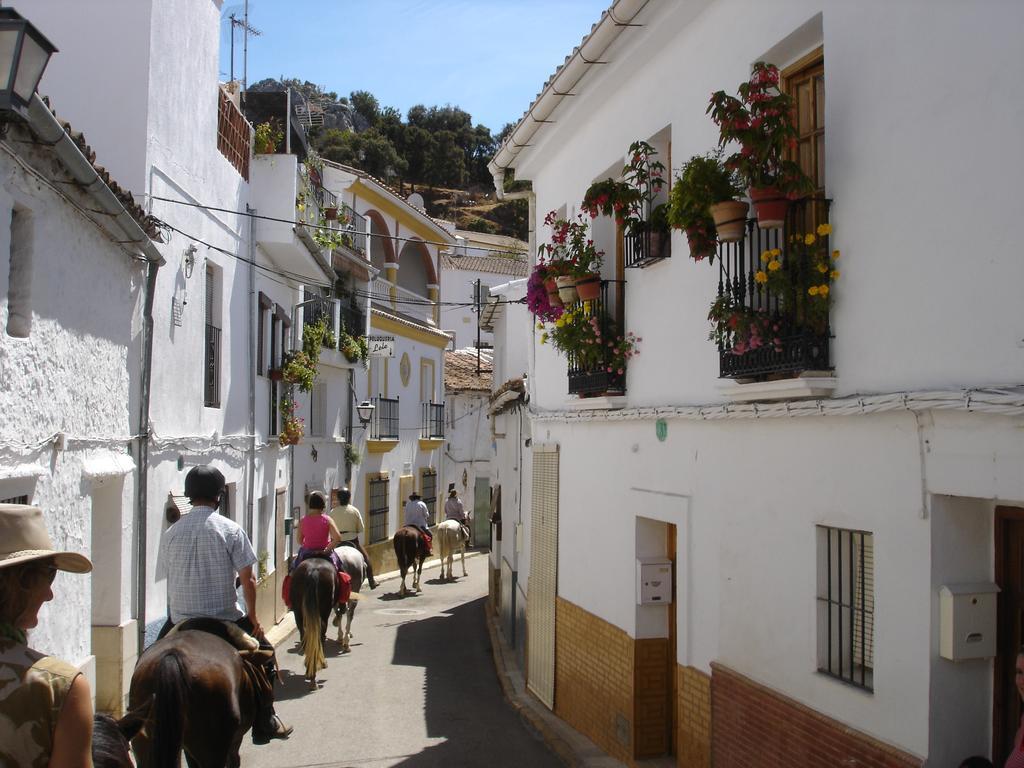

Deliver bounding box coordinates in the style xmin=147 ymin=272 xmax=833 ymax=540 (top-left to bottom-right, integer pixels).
xmin=219 ymin=0 xmax=609 ymax=134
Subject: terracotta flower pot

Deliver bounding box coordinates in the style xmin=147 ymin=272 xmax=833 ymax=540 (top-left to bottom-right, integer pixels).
xmin=268 ymin=368 xmax=284 ymax=381
xmin=547 ymin=290 xmax=564 ymax=309
xmin=555 ymin=275 xmax=578 ymax=304
xmin=749 ymin=187 xmax=788 ymax=229
xmin=543 ymin=277 xmax=559 ymax=295
xmin=575 ymin=273 xmax=601 ymax=301
xmin=324 ymin=206 xmax=339 ymax=221
xmin=685 ymin=227 xmax=717 ymax=263
xmin=709 ymin=200 xmax=750 ymax=243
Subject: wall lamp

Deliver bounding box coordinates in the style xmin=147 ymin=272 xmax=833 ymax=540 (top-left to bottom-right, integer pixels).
xmin=356 ymin=400 xmax=375 ymax=426
xmin=0 ymin=9 xmax=57 ymax=124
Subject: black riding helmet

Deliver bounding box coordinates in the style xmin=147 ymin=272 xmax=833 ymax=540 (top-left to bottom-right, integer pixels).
xmin=338 ymin=487 xmax=351 ymax=505
xmin=184 ymin=466 xmax=226 ymax=504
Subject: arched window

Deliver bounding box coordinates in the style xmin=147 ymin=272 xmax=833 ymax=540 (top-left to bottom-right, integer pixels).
xmin=365 ymin=210 xmax=394 ymax=271
xmin=397 ymin=238 xmax=435 ymax=296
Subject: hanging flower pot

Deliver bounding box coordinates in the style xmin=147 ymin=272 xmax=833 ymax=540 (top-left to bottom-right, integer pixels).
xmin=685 ymin=227 xmax=717 ymax=263
xmin=543 ymin=277 xmax=559 ymax=296
xmin=709 ymin=200 xmax=749 ymax=243
xmin=555 ymin=275 xmax=579 ymax=304
xmin=749 ymin=187 xmax=788 ymax=229
xmin=268 ymin=368 xmax=284 ymax=381
xmin=547 ymin=290 xmax=564 ymax=309
xmin=574 ymin=272 xmax=601 ymax=301
xmin=324 ymin=206 xmax=339 ymax=221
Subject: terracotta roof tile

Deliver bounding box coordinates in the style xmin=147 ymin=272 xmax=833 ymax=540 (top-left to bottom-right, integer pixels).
xmin=441 ymin=252 xmax=528 ymax=277
xmin=444 ymin=348 xmax=493 ymax=392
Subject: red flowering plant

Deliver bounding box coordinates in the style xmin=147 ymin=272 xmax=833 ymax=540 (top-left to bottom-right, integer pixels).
xmin=537 ymin=210 xmax=603 ymax=278
xmin=526 ymin=261 xmax=564 ymax=323
xmin=707 ymin=62 xmax=812 ymax=197
xmin=583 ymin=141 xmax=668 ymax=237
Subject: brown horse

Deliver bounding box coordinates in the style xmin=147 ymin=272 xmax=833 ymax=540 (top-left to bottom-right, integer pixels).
xmin=393 ymin=525 xmax=429 ymax=596
xmin=128 ymin=628 xmax=257 ymax=768
xmin=290 ymin=556 xmax=336 ymax=687
xmin=92 ymin=706 xmax=147 ymax=768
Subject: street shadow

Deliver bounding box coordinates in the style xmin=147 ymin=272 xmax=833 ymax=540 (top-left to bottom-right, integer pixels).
xmin=378 ymin=590 xmax=420 ymax=601
xmin=389 ymin=597 xmax=559 ymax=767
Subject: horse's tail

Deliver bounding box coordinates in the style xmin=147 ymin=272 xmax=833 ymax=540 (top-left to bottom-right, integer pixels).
xmin=300 ymin=568 xmax=326 ymax=679
xmin=152 ymin=652 xmax=187 ymax=768
xmin=393 ymin=530 xmax=408 ymax=574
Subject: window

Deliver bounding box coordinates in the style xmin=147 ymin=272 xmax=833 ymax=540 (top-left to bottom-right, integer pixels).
xmin=367 ymin=474 xmax=389 ymax=544
xmin=6 ymin=206 xmax=33 ymax=338
xmin=257 ymin=292 xmax=272 ymax=375
xmin=309 ymin=382 xmax=326 ymax=438
xmin=816 ymin=525 xmax=874 ymax=691
xmin=784 ymin=48 xmax=825 ymax=226
xmin=421 ymin=468 xmax=438 ymax=524
xmin=0 ymin=494 xmax=28 ymax=504
xmin=204 ymin=264 xmax=222 ymax=408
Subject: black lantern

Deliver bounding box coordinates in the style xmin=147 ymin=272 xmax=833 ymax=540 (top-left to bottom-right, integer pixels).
xmin=356 ymin=400 xmax=375 ymax=426
xmin=0 ymin=9 xmax=57 ymax=121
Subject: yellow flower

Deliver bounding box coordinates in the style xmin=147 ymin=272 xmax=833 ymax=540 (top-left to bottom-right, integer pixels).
xmin=808 ymin=286 xmax=819 ymax=296
xmin=830 ymin=269 xmax=840 ymax=280
xmin=817 ymin=263 xmax=828 ymax=274
xmin=818 ymin=284 xmax=830 ymax=296
xmin=816 ymin=223 xmax=832 ymax=236
xmin=804 ymin=233 xmax=816 ymax=245
xmin=760 ymin=250 xmax=772 ymax=263
xmin=540 ymin=332 xmax=548 ymax=344
xmin=755 ymin=270 xmax=768 ymax=284
xmin=832 ymin=249 xmax=840 ymax=260
xmin=768 ymin=259 xmax=781 ymax=272
xmin=536 ymin=322 xmax=544 ymax=330
xmin=771 ymin=248 xmax=781 ymax=257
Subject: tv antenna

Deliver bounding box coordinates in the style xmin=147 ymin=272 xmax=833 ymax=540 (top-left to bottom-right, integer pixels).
xmin=227 ymin=2 xmax=261 ymax=89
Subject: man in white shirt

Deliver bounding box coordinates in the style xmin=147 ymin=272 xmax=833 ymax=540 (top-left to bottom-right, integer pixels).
xmin=403 ymin=492 xmax=432 ymax=554
xmin=329 ymin=487 xmax=377 ymax=589
xmin=444 ymin=483 xmax=471 ymax=542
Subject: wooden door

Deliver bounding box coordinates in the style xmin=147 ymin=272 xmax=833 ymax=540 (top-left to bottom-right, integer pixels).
xmin=473 ymin=476 xmax=491 ymax=547
xmin=667 ymin=523 xmax=678 ymax=757
xmin=994 ymin=506 xmax=1024 ymax=764
xmin=274 ymin=489 xmax=287 ymax=622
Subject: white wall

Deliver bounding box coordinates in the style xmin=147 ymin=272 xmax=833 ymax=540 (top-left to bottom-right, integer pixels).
xmin=443 ymin=391 xmax=490 ymax=517
xmin=439 ymin=266 xmax=497 ymax=350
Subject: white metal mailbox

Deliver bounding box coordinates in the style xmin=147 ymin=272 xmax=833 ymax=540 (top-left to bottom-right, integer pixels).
xmin=939 ymin=582 xmax=999 ymax=661
xmin=637 ymin=557 xmax=673 ymax=605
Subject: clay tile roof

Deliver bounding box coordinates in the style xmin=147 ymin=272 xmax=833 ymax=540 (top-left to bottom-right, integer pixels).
xmin=441 ymin=252 xmax=528 ymax=277
xmin=41 ymin=97 xmax=163 ymax=241
xmin=444 ymin=348 xmax=493 ymax=392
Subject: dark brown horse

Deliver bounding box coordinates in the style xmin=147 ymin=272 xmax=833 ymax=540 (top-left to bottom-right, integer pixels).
xmin=393 ymin=525 xmax=429 ymax=596
xmin=128 ymin=628 xmax=257 ymax=768
xmin=290 ymin=556 xmax=336 ymax=687
xmin=92 ymin=706 xmax=147 ymax=768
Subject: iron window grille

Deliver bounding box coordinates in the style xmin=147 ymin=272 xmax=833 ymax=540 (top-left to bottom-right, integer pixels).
xmin=421 ymin=469 xmax=438 ymax=524
xmin=204 ymin=324 xmax=222 ymax=408
xmin=623 ymin=224 xmax=670 ymax=268
xmin=370 ymin=396 xmax=399 ymax=440
xmin=715 ymin=198 xmax=832 ymax=379
xmin=0 ymin=495 xmax=28 ymax=504
xmin=340 ymin=300 xmax=364 ymax=337
xmin=368 ymin=476 xmax=389 ymax=544
xmin=421 ymin=402 xmax=445 ymax=439
xmin=566 ymin=280 xmax=625 ymax=397
xmin=816 ymin=525 xmax=874 ymax=691
xmin=303 ymin=291 xmax=336 ymax=348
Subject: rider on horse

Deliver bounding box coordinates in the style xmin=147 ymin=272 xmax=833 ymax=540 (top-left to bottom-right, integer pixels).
xmin=403 ymin=492 xmax=433 ymax=554
xmin=294 ymin=491 xmax=343 ymax=571
xmin=329 ymin=487 xmax=378 ymax=589
xmin=444 ymin=483 xmax=471 ymax=542
xmin=158 ymin=466 xmax=293 ymax=744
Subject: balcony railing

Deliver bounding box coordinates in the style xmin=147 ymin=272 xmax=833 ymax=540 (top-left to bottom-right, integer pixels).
xmin=421 ymin=402 xmax=445 ymax=439
xmin=369 ymin=277 xmax=434 ymax=325
xmin=340 ymin=300 xmax=364 ymax=337
xmin=303 ymin=293 xmax=336 ymax=348
xmin=204 ymin=324 xmax=221 ymax=407
xmin=567 ymin=281 xmax=625 ymax=397
xmin=624 ymin=226 xmax=670 ymax=268
xmin=342 ymin=203 xmax=367 ymax=255
xmin=716 ymin=198 xmax=832 ymax=379
xmin=370 ymin=396 xmax=399 ymax=440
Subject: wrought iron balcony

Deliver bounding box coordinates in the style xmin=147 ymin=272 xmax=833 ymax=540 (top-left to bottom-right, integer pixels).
xmin=339 ymin=300 xmax=364 ymax=337
xmin=204 ymin=324 xmax=221 ymax=407
xmin=624 ymin=226 xmax=670 ymax=268
xmin=370 ymin=395 xmax=399 ymax=440
xmin=421 ymin=402 xmax=445 ymax=439
xmin=715 ymin=198 xmax=832 ymax=379
xmin=341 ymin=203 xmax=367 ymax=255
xmin=566 ymin=281 xmax=626 ymax=397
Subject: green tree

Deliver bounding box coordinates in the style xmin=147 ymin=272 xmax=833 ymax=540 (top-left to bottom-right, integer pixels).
xmin=350 ymin=90 xmax=380 ymax=126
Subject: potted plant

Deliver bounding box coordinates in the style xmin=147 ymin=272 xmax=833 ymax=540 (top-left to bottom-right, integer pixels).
xmin=753 ymin=223 xmax=838 ymax=335
xmin=538 ymin=211 xmax=604 ymax=304
xmin=620 ymin=140 xmax=670 ymax=260
xmin=254 ymin=121 xmax=284 ymax=154
xmin=527 ymin=261 xmax=564 ymax=322
xmin=582 ymin=177 xmax=639 ymax=228
xmin=344 ymin=442 xmax=361 ymax=466
xmin=669 ymin=151 xmax=746 ymax=257
xmin=324 ymin=206 xmax=339 ymax=221
xmin=279 ymin=395 xmax=304 ymax=447
xmin=708 ymin=62 xmax=813 ymax=228
xmin=268 ymin=367 xmax=284 ymax=381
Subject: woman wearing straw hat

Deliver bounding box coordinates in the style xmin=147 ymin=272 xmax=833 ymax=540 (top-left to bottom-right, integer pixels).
xmin=0 ymin=504 xmax=95 ymax=768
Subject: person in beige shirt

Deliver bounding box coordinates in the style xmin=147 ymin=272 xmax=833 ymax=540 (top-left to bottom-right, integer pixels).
xmin=329 ymin=488 xmax=378 ymax=589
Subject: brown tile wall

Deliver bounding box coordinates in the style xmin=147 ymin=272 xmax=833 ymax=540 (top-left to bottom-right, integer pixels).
xmin=677 ymin=665 xmax=711 ymax=768
xmin=711 ymin=663 xmax=923 ymax=768
xmin=635 ymin=638 xmax=671 ymax=758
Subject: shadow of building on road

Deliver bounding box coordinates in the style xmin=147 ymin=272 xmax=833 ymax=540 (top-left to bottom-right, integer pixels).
xmin=389 ymin=596 xmax=558 ymax=767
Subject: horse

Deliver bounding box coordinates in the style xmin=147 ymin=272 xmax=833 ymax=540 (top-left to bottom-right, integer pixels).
xmin=92 ymin=704 xmax=147 ymax=768
xmin=128 ymin=627 xmax=258 ymax=768
xmin=393 ymin=525 xmax=429 ymax=596
xmin=290 ymin=556 xmax=337 ymax=687
xmin=436 ymin=519 xmax=471 ymax=581
xmin=333 ymin=545 xmax=365 ymax=652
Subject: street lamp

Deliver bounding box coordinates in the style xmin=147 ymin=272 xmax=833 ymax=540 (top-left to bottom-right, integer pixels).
xmin=356 ymin=399 xmax=375 ymax=426
xmin=0 ymin=9 xmax=58 ymax=122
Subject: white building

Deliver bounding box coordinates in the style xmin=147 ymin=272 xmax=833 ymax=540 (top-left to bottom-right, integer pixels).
xmin=442 ymin=347 xmax=493 ymax=545
xmin=489 ymin=1 xmax=1024 ymax=766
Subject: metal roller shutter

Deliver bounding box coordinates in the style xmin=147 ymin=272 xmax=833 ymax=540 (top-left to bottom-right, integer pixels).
xmin=527 ymin=444 xmax=559 ymax=709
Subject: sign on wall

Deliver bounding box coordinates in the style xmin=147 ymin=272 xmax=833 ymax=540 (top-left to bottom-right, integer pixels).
xmin=368 ymin=336 xmax=395 ymax=358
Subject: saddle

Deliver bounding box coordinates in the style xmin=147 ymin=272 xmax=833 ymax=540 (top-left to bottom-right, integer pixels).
xmin=281 ymin=563 xmax=352 ymax=609
xmin=165 ymin=617 xmax=272 ymax=663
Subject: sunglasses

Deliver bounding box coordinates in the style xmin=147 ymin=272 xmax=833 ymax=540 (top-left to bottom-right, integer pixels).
xmin=22 ymin=564 xmax=58 ymax=586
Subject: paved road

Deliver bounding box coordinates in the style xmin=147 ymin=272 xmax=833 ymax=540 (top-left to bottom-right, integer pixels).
xmin=240 ymin=555 xmax=561 ymax=768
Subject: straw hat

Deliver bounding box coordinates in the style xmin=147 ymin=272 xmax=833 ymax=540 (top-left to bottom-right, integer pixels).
xmin=0 ymin=505 xmax=92 ymax=573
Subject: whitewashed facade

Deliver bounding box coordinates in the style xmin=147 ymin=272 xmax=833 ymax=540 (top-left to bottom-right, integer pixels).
xmin=491 ymin=1 xmax=1024 ymax=765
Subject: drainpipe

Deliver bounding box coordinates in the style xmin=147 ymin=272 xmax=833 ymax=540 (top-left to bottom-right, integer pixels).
xmin=246 ymin=207 xmax=257 ymax=540
xmin=23 ymin=93 xmax=164 ymax=656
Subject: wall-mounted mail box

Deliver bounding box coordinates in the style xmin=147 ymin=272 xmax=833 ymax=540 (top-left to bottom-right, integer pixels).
xmin=939 ymin=583 xmax=999 ymax=661
xmin=637 ymin=557 xmax=673 ymax=605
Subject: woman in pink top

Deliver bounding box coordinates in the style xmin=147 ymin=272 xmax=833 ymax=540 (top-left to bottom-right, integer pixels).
xmin=296 ymin=492 xmax=343 ymax=570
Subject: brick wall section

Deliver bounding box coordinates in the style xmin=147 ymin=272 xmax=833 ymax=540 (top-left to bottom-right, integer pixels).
xmin=635 ymin=638 xmax=671 ymax=758
xmin=711 ymin=663 xmax=923 ymax=768
xmin=677 ymin=665 xmax=711 ymax=768
xmin=555 ymin=597 xmax=635 ymax=764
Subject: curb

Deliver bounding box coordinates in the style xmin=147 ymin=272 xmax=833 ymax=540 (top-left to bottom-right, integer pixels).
xmin=484 ymin=603 xmax=625 ymax=768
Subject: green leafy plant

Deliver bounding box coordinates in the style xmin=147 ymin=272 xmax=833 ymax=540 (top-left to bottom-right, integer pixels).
xmin=339 ymin=330 xmax=369 ymax=364
xmin=312 ymin=224 xmax=353 ymax=251
xmin=669 ymin=151 xmax=744 ymax=263
xmin=254 ymin=121 xmax=283 ymax=154
xmin=344 ymin=442 xmax=361 ymax=466
xmin=753 ymin=223 xmax=838 ymax=333
xmin=537 ymin=210 xmax=603 ymax=278
xmin=581 ymin=178 xmax=639 ymax=227
xmin=256 ymin=550 xmax=270 ymax=580
xmin=620 ymin=140 xmax=668 ymax=236
xmin=282 ymin=350 xmax=316 ymax=391
xmin=279 ymin=395 xmax=304 ymax=446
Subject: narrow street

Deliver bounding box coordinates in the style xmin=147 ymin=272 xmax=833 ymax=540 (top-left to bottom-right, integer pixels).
xmin=240 ymin=559 xmax=561 ymax=768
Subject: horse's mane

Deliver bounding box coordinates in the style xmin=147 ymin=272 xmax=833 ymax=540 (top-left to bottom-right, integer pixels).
xmin=92 ymin=714 xmax=132 ymax=768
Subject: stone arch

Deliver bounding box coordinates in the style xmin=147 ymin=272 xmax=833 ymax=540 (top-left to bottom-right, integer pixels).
xmin=397 ymin=238 xmax=436 ymax=295
xmin=365 ymin=210 xmax=395 ymax=271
